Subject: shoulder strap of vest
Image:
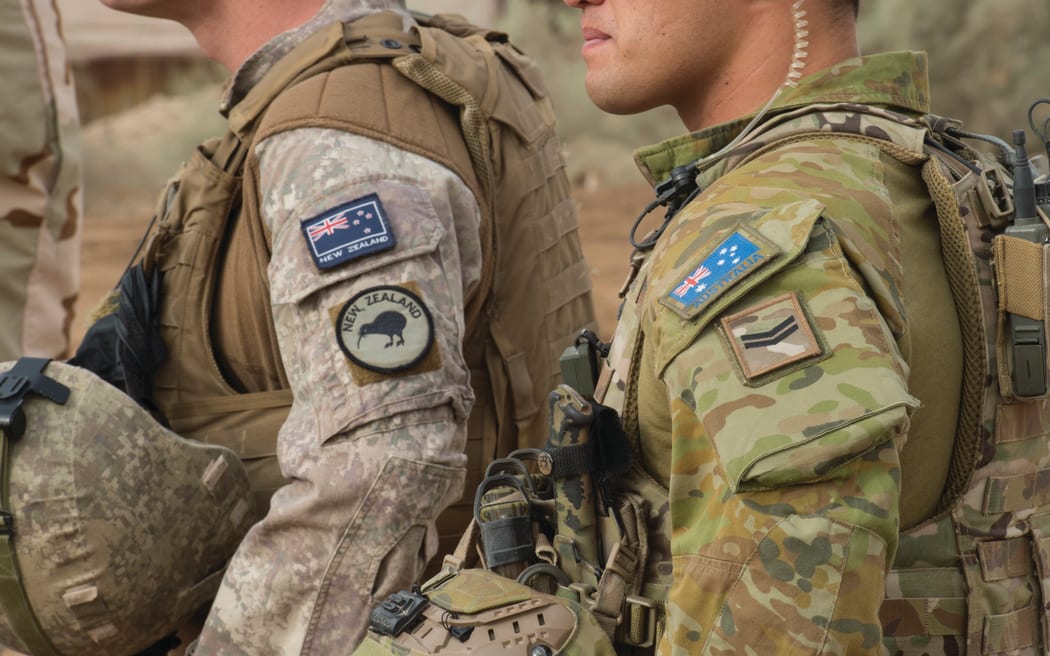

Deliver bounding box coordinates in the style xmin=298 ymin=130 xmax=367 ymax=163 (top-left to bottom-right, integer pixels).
xmin=390 ymin=27 xmax=501 ymax=332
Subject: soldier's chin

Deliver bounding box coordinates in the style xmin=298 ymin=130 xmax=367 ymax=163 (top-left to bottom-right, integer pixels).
xmin=583 ymin=80 xmax=661 ymax=117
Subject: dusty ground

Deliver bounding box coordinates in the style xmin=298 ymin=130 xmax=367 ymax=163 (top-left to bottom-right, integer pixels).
xmin=71 ymin=183 xmax=655 ymax=349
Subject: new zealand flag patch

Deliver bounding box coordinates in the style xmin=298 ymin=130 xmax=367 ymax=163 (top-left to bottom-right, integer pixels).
xmin=300 ymin=193 xmax=396 ymax=270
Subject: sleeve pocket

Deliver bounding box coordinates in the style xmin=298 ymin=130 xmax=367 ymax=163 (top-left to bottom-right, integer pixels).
xmin=269 ymin=181 xmax=447 ymax=305
xmin=307 ymin=456 xmax=464 ymax=628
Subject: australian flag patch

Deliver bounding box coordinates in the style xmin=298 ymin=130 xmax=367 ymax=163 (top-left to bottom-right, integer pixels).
xmin=300 ymin=193 xmax=396 ymax=270
xmin=662 ymin=228 xmax=775 ymax=319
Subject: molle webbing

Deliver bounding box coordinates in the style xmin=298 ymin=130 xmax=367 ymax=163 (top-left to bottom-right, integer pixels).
xmin=248 ymin=12 xmax=595 ymax=562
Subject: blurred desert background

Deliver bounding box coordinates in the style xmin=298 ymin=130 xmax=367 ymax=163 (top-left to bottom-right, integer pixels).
xmin=60 ymin=0 xmax=1050 ymax=346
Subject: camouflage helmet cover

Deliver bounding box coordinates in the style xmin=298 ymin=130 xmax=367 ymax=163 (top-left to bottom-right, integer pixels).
xmin=0 ymin=360 xmax=254 ymax=656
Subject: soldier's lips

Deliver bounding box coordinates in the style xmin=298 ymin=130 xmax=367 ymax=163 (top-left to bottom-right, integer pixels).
xmin=581 ymin=27 xmax=610 ymax=52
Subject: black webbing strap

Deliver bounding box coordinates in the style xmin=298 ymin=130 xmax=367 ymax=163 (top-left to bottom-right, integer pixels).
xmin=0 ymin=357 xmax=70 ymax=655
xmin=546 ymin=442 xmax=596 ymax=478
xmin=545 ymin=403 xmax=633 ymax=480
xmin=0 ymin=357 xmax=70 ymax=439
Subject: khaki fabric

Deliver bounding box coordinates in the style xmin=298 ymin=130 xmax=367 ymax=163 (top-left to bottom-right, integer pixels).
xmin=0 ymin=0 xmax=82 ymax=361
xmin=104 ymin=10 xmax=596 ymax=654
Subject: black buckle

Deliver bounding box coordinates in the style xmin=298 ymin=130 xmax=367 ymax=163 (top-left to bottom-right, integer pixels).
xmin=0 ymin=358 xmax=70 ymax=440
xmin=0 ymin=511 xmax=14 ymax=537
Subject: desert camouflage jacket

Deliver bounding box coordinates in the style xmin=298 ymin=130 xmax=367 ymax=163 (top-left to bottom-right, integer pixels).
xmin=603 ymin=52 xmax=946 ymax=654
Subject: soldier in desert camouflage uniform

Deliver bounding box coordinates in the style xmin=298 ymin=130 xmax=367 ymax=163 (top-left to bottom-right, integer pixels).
xmin=68 ymin=0 xmax=595 ymax=654
xmin=0 ymin=0 xmax=82 ymax=361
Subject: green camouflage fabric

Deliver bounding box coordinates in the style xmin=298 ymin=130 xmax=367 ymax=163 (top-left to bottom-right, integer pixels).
xmin=600 ymin=53 xmax=946 ymax=654
xmin=0 ymin=361 xmax=253 ymax=656
xmin=353 ymin=569 xmax=618 ymax=656
xmin=0 ymin=0 xmax=82 ymax=361
xmin=548 ymin=384 xmax=603 ymax=585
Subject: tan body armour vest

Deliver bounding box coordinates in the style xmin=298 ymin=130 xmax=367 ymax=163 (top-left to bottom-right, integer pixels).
xmin=576 ymin=106 xmax=1050 ymax=655
xmin=138 ymin=12 xmax=595 ymax=554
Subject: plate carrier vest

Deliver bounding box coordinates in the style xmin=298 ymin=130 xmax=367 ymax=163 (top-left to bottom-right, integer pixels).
xmin=118 ymin=12 xmax=596 ymax=562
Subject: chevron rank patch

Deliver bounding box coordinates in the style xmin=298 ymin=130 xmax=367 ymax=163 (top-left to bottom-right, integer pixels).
xmin=720 ymin=292 xmax=825 ymax=383
xmin=301 ymin=193 xmax=396 ymax=270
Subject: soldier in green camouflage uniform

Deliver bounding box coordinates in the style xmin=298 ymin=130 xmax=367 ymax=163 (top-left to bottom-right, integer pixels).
xmin=0 ymin=0 xmax=82 ymax=361
xmin=563 ymin=0 xmax=964 ymax=652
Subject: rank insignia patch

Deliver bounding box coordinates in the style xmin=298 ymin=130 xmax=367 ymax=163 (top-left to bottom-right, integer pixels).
xmin=661 ymin=227 xmax=778 ymax=319
xmin=301 ymin=193 xmax=396 ymax=270
xmin=720 ymin=292 xmax=826 ymax=383
xmin=333 ymin=284 xmax=440 ymax=383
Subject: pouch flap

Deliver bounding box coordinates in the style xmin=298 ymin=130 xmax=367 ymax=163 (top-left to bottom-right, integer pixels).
xmin=426 ymin=568 xmax=533 ymax=614
xmin=648 ymin=198 xmax=826 ymax=376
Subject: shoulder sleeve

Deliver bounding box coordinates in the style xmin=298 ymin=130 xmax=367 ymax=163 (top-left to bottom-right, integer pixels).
xmin=646 ymin=141 xmax=918 ymax=653
xmin=254 ymin=126 xmax=483 ymax=442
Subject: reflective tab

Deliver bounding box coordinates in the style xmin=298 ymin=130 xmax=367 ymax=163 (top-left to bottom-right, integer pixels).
xmin=62 ymin=584 xmax=98 ymax=608
xmin=201 ymin=456 xmax=229 ymax=492
xmin=87 ymin=623 xmax=118 ymax=643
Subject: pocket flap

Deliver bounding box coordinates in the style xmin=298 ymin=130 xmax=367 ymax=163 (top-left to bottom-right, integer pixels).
xmin=269 ymin=181 xmax=445 ymax=305
xmin=647 ymin=199 xmax=826 ymax=376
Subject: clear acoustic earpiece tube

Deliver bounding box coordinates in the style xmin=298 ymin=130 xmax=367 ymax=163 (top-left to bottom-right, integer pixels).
xmin=697 ymin=0 xmax=810 ymax=164
xmin=628 ymin=0 xmax=812 ymax=252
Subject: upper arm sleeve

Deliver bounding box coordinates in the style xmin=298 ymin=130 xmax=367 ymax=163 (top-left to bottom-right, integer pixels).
xmin=647 ymin=197 xmax=915 ymax=653
xmin=257 ymin=126 xmax=482 ymax=449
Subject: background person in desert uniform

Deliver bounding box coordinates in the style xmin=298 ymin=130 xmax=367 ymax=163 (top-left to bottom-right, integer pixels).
xmin=0 ymin=0 xmax=82 ymax=361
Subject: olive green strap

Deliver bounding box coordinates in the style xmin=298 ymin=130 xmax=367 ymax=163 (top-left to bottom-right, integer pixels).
xmin=0 ymin=427 xmax=59 ymax=655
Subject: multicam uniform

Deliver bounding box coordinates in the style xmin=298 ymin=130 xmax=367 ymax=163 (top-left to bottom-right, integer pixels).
xmin=354 ymin=48 xmax=1050 ymax=656
xmin=0 ymin=0 xmax=82 ymax=360
xmin=600 ymin=52 xmax=964 ymax=653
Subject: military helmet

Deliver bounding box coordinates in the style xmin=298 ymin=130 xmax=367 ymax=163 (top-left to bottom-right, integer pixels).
xmin=0 ymin=358 xmax=254 ymax=656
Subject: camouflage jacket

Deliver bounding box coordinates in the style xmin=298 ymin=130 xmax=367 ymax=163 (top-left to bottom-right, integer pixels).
xmin=602 ymin=52 xmax=949 ymax=653
xmin=188 ymin=4 xmax=482 ymax=654
xmin=183 ymin=4 xmax=595 ymax=654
